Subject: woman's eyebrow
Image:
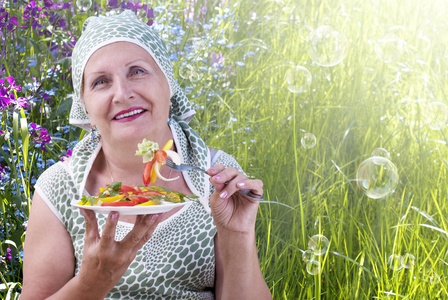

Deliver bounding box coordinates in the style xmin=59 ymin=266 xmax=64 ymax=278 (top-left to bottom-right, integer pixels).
xmin=125 ymin=58 xmax=151 ymax=67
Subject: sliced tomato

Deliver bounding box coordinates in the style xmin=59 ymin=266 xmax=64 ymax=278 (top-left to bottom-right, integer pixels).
xmin=120 ymin=185 xmax=141 ymax=193
xmin=155 ymin=150 xmax=167 ymax=164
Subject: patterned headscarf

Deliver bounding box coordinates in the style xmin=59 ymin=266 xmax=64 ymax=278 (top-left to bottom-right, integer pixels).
xmin=69 ymin=10 xmax=196 ymax=130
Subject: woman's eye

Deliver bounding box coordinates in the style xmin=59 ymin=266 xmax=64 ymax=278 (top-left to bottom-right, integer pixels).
xmin=92 ymin=78 xmax=106 ymax=87
xmin=131 ymin=68 xmax=145 ymax=75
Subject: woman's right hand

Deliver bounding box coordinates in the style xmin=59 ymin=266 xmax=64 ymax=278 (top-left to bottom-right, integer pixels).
xmin=77 ymin=209 xmax=163 ymax=298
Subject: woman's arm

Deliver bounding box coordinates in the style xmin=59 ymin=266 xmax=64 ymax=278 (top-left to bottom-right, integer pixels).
xmin=209 ymin=165 xmax=272 ymax=300
xmin=21 ymin=191 xmax=78 ymax=299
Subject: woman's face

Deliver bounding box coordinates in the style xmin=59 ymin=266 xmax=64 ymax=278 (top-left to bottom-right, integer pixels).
xmin=82 ymin=42 xmax=171 ymax=144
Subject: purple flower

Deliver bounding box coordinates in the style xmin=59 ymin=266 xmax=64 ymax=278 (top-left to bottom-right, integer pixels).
xmin=61 ymin=149 xmax=73 ymax=162
xmin=13 ymin=96 xmax=30 ymax=109
xmin=6 ymin=248 xmax=12 ymax=261
xmin=23 ymin=1 xmax=43 ymax=31
xmin=6 ymin=76 xmax=21 ymax=92
xmin=30 ymin=123 xmax=51 ymax=152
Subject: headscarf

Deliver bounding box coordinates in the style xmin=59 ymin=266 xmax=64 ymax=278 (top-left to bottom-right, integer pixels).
xmin=69 ymin=10 xmax=196 ymax=129
xmin=68 ymin=10 xmax=211 ymax=206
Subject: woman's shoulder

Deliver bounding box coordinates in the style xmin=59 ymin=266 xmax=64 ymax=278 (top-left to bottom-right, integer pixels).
xmin=35 ymin=160 xmax=76 ymax=195
xmin=210 ymin=149 xmax=244 ymax=173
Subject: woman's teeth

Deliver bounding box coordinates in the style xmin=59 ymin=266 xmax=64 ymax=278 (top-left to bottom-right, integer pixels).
xmin=114 ymin=109 xmax=144 ymax=120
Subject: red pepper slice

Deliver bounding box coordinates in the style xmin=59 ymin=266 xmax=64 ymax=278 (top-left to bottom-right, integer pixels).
xmin=143 ymin=158 xmax=156 ymax=186
xmin=139 ymin=190 xmax=165 ymax=197
xmin=101 ymin=201 xmax=136 ymax=207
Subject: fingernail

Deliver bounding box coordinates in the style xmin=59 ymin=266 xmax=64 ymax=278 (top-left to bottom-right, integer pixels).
xmin=111 ymin=212 xmax=118 ymax=221
xmin=220 ymin=190 xmax=228 ymax=199
xmin=237 ymin=182 xmax=245 ymax=187
xmin=214 ymin=174 xmax=222 ymax=180
xmin=208 ymin=168 xmax=216 ymax=173
xmin=161 ymin=212 xmax=166 ymax=218
xmin=151 ymin=214 xmax=160 ymax=221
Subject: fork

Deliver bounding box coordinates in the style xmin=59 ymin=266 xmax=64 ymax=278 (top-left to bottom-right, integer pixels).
xmin=165 ymin=158 xmax=208 ymax=174
xmin=166 ymin=158 xmax=264 ymax=199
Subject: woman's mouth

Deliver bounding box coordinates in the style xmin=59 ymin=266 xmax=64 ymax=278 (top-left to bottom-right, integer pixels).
xmin=113 ymin=108 xmax=146 ymax=122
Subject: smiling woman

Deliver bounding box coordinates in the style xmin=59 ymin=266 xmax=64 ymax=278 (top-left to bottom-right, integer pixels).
xmin=20 ymin=10 xmax=271 ymax=300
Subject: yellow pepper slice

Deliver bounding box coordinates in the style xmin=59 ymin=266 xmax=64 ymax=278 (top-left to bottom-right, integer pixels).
xmin=100 ymin=194 xmax=125 ymax=203
xmin=162 ymin=139 xmax=173 ymax=151
xmin=135 ymin=200 xmax=157 ymax=206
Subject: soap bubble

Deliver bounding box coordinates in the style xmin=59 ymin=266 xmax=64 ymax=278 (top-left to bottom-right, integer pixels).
xmin=179 ymin=64 xmax=199 ymax=81
xmin=179 ymin=64 xmax=192 ymax=79
xmin=401 ymin=253 xmax=415 ymax=269
xmin=301 ymin=133 xmax=317 ymax=149
xmin=429 ymin=271 xmax=441 ymax=284
xmin=356 ymin=157 xmax=399 ymax=199
xmin=76 ymin=0 xmax=92 ymax=11
xmin=306 ymin=260 xmax=322 ymax=275
xmin=374 ymin=34 xmax=403 ymax=63
xmin=371 ymin=148 xmax=390 ymax=160
xmin=299 ymin=24 xmax=314 ymax=41
xmin=306 ymin=25 xmax=348 ymax=67
xmin=308 ymin=235 xmax=329 ymax=256
xmin=302 ymin=250 xmax=315 ymax=263
xmin=425 ymin=102 xmax=448 ymax=130
xmin=387 ymin=254 xmax=403 ymax=271
xmin=371 ymin=148 xmax=391 ymax=165
xmin=285 ymin=66 xmax=312 ymax=94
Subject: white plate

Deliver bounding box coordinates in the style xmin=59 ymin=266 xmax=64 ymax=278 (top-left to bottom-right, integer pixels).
xmin=71 ymin=200 xmax=190 ymax=215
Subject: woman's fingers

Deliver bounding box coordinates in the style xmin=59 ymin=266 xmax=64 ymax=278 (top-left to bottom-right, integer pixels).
xmin=80 ymin=208 xmax=100 ymax=243
xmin=208 ymin=164 xmax=263 ymax=200
xmin=99 ymin=211 xmax=120 ymax=249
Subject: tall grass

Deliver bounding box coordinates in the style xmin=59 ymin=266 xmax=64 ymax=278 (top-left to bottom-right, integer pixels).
xmin=1 ymin=0 xmax=448 ymax=298
xmin=194 ymin=0 xmax=448 ymax=298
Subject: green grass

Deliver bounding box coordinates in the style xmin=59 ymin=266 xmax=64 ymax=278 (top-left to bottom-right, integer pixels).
xmin=190 ymin=0 xmax=448 ymax=298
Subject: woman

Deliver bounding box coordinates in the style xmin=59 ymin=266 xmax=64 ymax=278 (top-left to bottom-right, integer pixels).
xmin=21 ymin=10 xmax=271 ymax=300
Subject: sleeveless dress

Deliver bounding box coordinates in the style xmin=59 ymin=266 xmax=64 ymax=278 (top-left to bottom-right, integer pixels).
xmin=34 ymin=120 xmax=244 ymax=299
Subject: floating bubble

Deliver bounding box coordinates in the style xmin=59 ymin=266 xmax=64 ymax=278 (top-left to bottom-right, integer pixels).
xmin=306 ymin=25 xmax=348 ymax=67
xmin=401 ymin=253 xmax=415 ymax=269
xmin=374 ymin=34 xmax=403 ymax=63
xmin=284 ymin=66 xmax=312 ymax=94
xmin=356 ymin=157 xmax=399 ymax=199
xmin=387 ymin=254 xmax=403 ymax=271
xmin=429 ymin=271 xmax=441 ymax=284
xmin=301 ymin=133 xmax=317 ymax=149
xmin=425 ymin=102 xmax=448 ymax=130
xmin=302 ymin=250 xmax=315 ymax=263
xmin=299 ymin=24 xmax=314 ymax=41
xmin=76 ymin=0 xmax=92 ymax=11
xmin=371 ymin=148 xmax=390 ymax=160
xmin=178 ymin=64 xmax=200 ymax=82
xmin=306 ymin=260 xmax=322 ymax=275
xmin=308 ymin=235 xmax=329 ymax=256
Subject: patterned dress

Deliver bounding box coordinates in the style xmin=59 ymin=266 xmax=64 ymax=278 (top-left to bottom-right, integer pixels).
xmin=34 ymin=119 xmax=244 ymax=299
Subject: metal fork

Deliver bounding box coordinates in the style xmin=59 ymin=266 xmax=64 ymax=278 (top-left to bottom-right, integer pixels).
xmin=166 ymin=158 xmax=264 ymax=199
xmin=165 ymin=158 xmax=208 ymax=174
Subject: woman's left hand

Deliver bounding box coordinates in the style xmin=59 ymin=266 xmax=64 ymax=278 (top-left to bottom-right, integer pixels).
xmin=208 ymin=164 xmax=263 ymax=233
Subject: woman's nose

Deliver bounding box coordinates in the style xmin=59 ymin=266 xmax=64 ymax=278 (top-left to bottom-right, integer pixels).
xmin=112 ymin=78 xmax=135 ymax=103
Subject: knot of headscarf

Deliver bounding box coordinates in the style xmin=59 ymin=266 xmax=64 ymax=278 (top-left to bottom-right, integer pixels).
xmin=69 ymin=10 xmax=196 ymax=129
